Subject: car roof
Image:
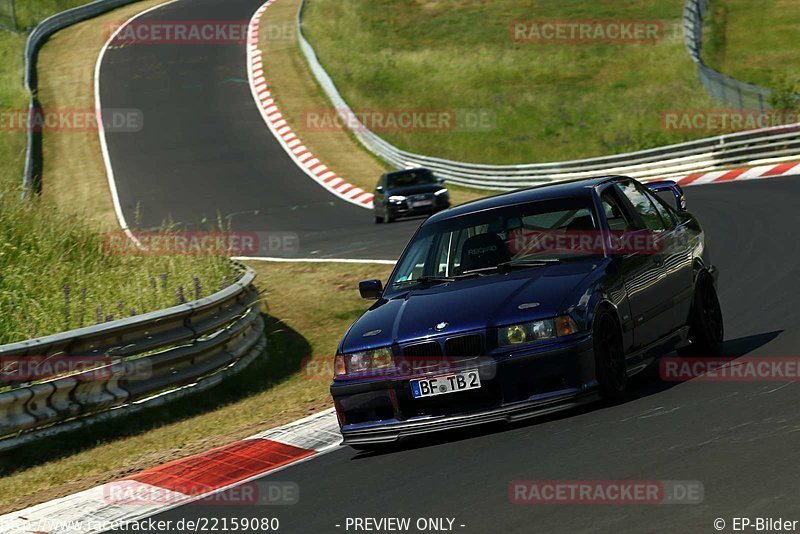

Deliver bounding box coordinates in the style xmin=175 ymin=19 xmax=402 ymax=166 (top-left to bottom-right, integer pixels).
xmin=427 ymin=175 xmax=624 ymax=223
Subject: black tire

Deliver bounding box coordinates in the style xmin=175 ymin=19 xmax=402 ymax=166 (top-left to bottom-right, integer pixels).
xmin=678 ymin=273 xmax=723 ymax=357
xmin=593 ymin=308 xmax=628 ymax=402
xmin=384 ymin=212 xmax=394 ymax=224
xmin=374 ymin=214 xmax=384 ymax=224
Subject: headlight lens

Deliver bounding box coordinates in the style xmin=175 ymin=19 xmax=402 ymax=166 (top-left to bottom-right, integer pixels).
xmin=334 ymin=347 xmax=393 ymax=376
xmin=498 ymin=315 xmax=579 ymax=347
xmin=434 ymin=188 xmax=449 ymax=196
xmin=388 ymin=195 xmax=407 ymax=203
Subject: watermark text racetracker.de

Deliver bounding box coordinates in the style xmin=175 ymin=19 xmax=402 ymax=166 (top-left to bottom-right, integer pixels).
xmin=303 ymin=108 xmax=496 ymax=133
xmin=103 ymin=480 xmax=298 ymax=506
xmin=510 ymin=19 xmax=665 ymax=43
xmin=0 ymin=355 xmax=151 ymax=382
xmin=104 ymin=231 xmax=300 ymax=257
xmin=509 ymin=480 xmax=704 ymax=505
xmin=0 ymin=108 xmax=142 ymax=133
xmin=661 ymin=357 xmax=800 ymax=382
xmin=662 ymin=108 xmax=800 ymax=133
xmin=106 ymin=19 xmax=293 ymax=45
xmin=508 ymin=229 xmax=666 ymax=255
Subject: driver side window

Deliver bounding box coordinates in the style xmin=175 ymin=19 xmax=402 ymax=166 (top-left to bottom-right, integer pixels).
xmin=600 ymin=189 xmax=635 ymax=231
xmin=615 ymin=181 xmax=668 ymax=232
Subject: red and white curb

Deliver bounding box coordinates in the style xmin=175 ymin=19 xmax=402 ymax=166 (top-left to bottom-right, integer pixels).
xmin=665 ymin=161 xmax=800 ymax=187
xmin=246 ymin=1 xmax=374 ymax=210
xmin=0 ymin=410 xmax=341 ymax=533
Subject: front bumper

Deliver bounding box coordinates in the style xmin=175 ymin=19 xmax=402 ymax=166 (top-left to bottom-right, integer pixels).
xmin=387 ymin=198 xmax=449 ymax=218
xmin=331 ymin=335 xmax=596 ymax=445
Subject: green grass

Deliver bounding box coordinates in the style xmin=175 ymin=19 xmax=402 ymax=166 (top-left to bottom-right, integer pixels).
xmin=0 ymin=261 xmax=393 ymax=514
xmin=702 ymin=0 xmax=799 ymax=97
xmin=302 ymin=0 xmax=721 ymax=164
xmin=13 ymin=0 xmax=96 ymax=29
xmin=0 ymin=0 xmax=235 ymax=345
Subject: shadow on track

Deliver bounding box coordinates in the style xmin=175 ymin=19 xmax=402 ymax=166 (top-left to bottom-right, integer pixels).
xmin=348 ymin=330 xmax=782 ymax=459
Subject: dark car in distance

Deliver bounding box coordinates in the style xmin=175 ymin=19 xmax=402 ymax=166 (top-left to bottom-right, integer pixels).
xmin=332 ymin=176 xmax=723 ymax=447
xmin=373 ymin=168 xmax=450 ymax=223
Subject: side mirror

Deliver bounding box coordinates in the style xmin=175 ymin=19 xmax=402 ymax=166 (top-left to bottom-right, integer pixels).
xmin=359 ymin=279 xmax=383 ymax=300
xmin=646 ymin=180 xmax=686 ymax=211
xmin=437 ymin=177 xmax=445 ymax=185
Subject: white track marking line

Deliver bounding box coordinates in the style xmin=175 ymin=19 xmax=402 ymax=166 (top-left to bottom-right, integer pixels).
xmin=95 ymin=0 xmax=180 ymax=249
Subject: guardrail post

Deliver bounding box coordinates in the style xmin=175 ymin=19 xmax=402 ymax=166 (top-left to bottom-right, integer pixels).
xmin=26 ymin=382 xmax=58 ymax=429
xmin=0 ymin=388 xmax=35 ymax=435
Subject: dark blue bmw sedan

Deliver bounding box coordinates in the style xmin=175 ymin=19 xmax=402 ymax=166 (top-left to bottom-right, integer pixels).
xmin=331 ymin=176 xmax=722 ymax=447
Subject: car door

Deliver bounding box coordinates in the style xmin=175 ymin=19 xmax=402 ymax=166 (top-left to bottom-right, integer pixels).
xmin=612 ymin=179 xmax=677 ymax=347
xmin=644 ymin=186 xmax=695 ymax=333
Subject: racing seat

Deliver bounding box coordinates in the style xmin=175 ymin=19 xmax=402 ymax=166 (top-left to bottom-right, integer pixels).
xmin=460 ymin=233 xmax=511 ymax=273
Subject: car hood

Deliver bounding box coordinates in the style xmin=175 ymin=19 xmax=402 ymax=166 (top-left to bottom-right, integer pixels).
xmin=342 ymin=259 xmax=599 ymax=352
xmin=386 ymin=183 xmax=444 ymax=196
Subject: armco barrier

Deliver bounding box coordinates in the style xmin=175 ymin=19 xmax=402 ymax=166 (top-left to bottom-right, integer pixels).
xmin=296 ymin=0 xmax=800 ymax=190
xmin=683 ymin=0 xmax=798 ymax=111
xmin=22 ymin=0 xmax=144 ymax=196
xmin=0 ymin=264 xmax=265 ymax=452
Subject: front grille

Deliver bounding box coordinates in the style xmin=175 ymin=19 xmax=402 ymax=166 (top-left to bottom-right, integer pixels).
xmin=403 ymin=342 xmax=442 ymax=358
xmin=444 ymin=334 xmax=484 ymax=358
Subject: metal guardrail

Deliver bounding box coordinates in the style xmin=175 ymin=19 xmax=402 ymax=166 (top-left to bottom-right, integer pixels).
xmin=22 ymin=0 xmax=143 ymax=195
xmin=296 ymin=0 xmax=800 ymax=191
xmin=9 ymin=2 xmax=270 ymax=451
xmin=0 ymin=264 xmax=265 ymax=452
xmin=683 ymin=0 xmax=798 ymax=110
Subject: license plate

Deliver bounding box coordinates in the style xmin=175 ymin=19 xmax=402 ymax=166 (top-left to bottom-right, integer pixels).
xmin=411 ymin=200 xmax=433 ymax=208
xmin=410 ymin=370 xmax=481 ymax=398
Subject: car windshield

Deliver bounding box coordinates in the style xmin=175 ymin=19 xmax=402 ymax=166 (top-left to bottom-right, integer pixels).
xmin=387 ymin=169 xmax=436 ymax=188
xmin=388 ymin=196 xmax=601 ymax=291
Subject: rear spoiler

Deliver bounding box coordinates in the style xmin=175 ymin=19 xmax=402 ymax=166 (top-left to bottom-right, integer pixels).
xmin=645 ymin=180 xmax=686 ymax=211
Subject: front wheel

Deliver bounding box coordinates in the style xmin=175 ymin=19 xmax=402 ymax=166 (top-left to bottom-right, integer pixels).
xmin=593 ymin=308 xmax=628 ymax=402
xmin=678 ymin=273 xmax=723 ymax=357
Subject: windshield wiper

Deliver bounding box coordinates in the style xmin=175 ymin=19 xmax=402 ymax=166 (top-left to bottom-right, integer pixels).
xmin=496 ymin=259 xmax=562 ymax=271
xmin=393 ymin=273 xmax=482 ymax=287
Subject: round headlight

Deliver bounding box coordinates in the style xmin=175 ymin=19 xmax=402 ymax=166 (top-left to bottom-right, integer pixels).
xmin=505 ymin=324 xmax=527 ymax=345
xmin=532 ymin=320 xmax=555 ymax=339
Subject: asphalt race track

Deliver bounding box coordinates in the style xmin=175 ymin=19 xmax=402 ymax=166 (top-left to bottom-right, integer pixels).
xmin=101 ymin=1 xmax=800 ymax=532
xmin=100 ymin=0 xmax=417 ymax=260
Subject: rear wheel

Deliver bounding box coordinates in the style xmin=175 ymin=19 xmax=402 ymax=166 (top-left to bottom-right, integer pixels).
xmin=593 ymin=308 xmax=628 ymax=401
xmin=678 ymin=273 xmax=723 ymax=357
xmin=374 ymin=214 xmax=384 ymax=224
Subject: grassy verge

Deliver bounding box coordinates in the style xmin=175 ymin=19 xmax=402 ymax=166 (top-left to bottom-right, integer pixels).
xmin=301 ymin=0 xmax=721 ymax=164
xmin=0 ymin=0 xmax=235 ymax=345
xmin=259 ymin=0 xmax=484 ymax=203
xmin=702 ymin=0 xmax=799 ymax=95
xmin=0 ymin=0 xmax=396 ymax=513
xmin=37 ymin=0 xmax=168 ymax=227
xmin=0 ymin=260 xmax=394 ymax=514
